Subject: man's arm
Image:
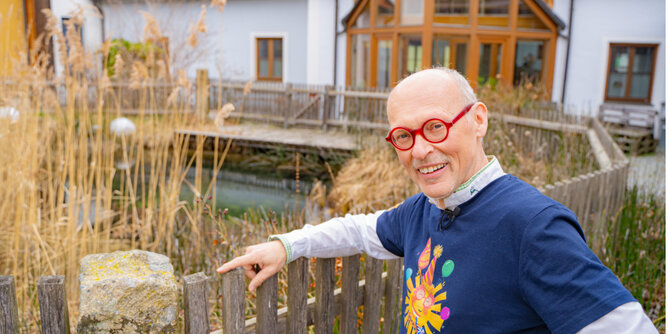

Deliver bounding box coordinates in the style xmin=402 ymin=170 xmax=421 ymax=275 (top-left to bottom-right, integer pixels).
xmin=577 ymin=302 xmax=657 ymax=333
xmin=216 ymin=210 xmax=399 ymax=291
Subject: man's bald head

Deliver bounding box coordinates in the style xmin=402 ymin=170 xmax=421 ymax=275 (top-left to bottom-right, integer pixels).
xmin=388 ymin=68 xmax=478 ymax=122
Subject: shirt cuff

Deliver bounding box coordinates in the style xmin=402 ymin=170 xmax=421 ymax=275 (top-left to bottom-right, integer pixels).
xmin=268 ymin=234 xmax=292 ymax=263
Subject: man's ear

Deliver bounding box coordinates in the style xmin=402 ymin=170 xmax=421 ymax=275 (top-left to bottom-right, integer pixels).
xmin=472 ymin=102 xmax=488 ymax=139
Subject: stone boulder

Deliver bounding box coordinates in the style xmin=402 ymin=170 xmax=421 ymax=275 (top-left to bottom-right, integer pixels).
xmin=77 ymin=250 xmax=178 ymax=333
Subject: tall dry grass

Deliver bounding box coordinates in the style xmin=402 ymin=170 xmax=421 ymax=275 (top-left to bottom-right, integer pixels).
xmin=0 ymin=7 xmax=239 ymax=331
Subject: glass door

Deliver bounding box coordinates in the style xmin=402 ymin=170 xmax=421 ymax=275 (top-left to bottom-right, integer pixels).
xmin=376 ymin=36 xmax=393 ymax=88
xmin=478 ymin=38 xmax=506 ymax=86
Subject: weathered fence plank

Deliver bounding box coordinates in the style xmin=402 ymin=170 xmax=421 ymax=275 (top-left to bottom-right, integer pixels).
xmin=362 ymin=257 xmax=383 ymax=334
xmin=287 ymin=258 xmax=309 ymax=333
xmin=183 ymin=272 xmax=210 ymax=334
xmin=340 ymin=255 xmax=360 ymax=334
xmin=315 ymin=258 xmax=336 ymax=334
xmin=37 ymin=276 xmax=70 ymax=334
xmin=283 ymin=83 xmax=293 ymax=128
xmin=0 ymin=276 xmax=19 ymax=334
xmin=221 ymin=267 xmax=246 ymax=334
xmin=256 ymin=274 xmax=278 ymax=334
xmin=383 ymin=259 xmax=403 ymax=334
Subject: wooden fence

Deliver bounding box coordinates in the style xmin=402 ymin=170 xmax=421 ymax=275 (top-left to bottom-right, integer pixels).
xmin=498 ymin=114 xmax=629 ymax=251
xmin=0 ymin=256 xmax=403 ymax=334
xmin=6 ymin=78 xmax=392 ymax=130
xmin=15 ymin=77 xmax=631 ymax=240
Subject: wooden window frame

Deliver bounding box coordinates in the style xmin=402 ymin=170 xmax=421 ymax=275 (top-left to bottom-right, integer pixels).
xmin=345 ymin=0 xmax=558 ymax=94
xmin=603 ymin=43 xmax=658 ymax=104
xmin=256 ymin=37 xmax=283 ymax=82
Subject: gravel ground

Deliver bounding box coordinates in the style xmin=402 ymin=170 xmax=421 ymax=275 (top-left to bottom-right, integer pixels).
xmin=627 ymin=150 xmax=665 ymax=198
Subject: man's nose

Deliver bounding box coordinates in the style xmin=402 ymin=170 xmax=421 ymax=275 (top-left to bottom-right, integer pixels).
xmin=411 ymin=134 xmax=432 ymax=160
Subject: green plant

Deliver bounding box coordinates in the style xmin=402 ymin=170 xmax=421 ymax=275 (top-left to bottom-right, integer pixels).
xmin=104 ymin=38 xmax=166 ymax=78
xmin=596 ymin=187 xmax=665 ymax=330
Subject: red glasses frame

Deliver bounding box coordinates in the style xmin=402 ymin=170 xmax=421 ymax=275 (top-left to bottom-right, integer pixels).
xmin=385 ymin=103 xmax=475 ymax=151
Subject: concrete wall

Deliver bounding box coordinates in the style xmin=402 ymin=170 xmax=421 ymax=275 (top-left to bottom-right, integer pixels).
xmin=552 ymin=0 xmax=665 ymax=115
xmin=51 ymin=0 xmax=104 ymax=76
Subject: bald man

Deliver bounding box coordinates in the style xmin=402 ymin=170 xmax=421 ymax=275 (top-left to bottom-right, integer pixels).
xmin=217 ymin=68 xmax=656 ymax=333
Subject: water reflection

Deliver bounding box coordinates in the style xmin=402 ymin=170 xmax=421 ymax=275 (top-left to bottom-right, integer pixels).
xmin=180 ymin=168 xmax=307 ymax=217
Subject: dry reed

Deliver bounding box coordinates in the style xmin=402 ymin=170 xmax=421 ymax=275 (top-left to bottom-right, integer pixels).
xmin=0 ymin=7 xmax=237 ymax=331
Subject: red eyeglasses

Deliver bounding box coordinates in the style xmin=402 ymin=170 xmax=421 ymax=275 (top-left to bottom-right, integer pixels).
xmin=385 ymin=103 xmax=475 ymax=151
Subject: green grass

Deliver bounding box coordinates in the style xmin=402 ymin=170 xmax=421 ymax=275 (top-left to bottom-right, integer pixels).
xmin=595 ymin=187 xmax=665 ymax=330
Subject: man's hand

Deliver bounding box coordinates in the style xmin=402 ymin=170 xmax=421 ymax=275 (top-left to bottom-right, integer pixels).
xmin=216 ymin=240 xmax=287 ymax=291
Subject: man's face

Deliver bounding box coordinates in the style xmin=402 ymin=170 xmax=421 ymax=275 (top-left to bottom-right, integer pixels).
xmin=387 ymin=72 xmax=487 ymax=200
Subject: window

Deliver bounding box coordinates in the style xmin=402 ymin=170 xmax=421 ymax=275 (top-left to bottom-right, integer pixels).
xmin=354 ymin=2 xmax=371 ymax=28
xmin=478 ymin=42 xmax=503 ymax=85
xmin=399 ymin=34 xmax=422 ymax=77
xmin=377 ymin=39 xmax=393 ymax=88
xmin=517 ymin=0 xmax=548 ymax=30
xmin=256 ymin=38 xmax=283 ymax=81
xmin=400 ymin=0 xmax=424 ymax=25
xmin=376 ymin=0 xmax=395 ymax=27
xmin=478 ymin=0 xmax=509 ymax=27
xmin=605 ymin=44 xmax=657 ymax=103
xmin=432 ymin=36 xmax=468 ymax=75
xmin=345 ymin=0 xmax=559 ymax=91
xmin=514 ymin=40 xmax=544 ymax=84
xmin=434 ymin=0 xmax=469 ymax=26
xmin=350 ymin=34 xmax=370 ymax=87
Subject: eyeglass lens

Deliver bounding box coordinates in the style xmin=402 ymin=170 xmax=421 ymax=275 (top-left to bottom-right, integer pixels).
xmin=390 ymin=119 xmax=449 ymax=149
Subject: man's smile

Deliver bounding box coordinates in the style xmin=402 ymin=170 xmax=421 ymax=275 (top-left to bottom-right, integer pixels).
xmin=417 ymin=163 xmax=447 ymax=174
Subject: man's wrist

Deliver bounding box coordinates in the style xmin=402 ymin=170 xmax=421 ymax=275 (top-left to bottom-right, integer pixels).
xmin=268 ymin=235 xmax=292 ymax=263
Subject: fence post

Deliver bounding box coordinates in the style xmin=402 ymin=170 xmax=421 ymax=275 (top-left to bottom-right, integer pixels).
xmin=321 ymin=85 xmax=333 ymax=131
xmin=362 ymin=257 xmax=383 ymax=334
xmin=37 ymin=276 xmax=70 ymax=334
xmin=287 ymin=258 xmax=308 ymax=333
xmin=315 ymin=258 xmax=336 ymax=334
xmin=340 ymin=255 xmax=360 ymax=334
xmin=0 ymin=276 xmax=19 ymax=334
xmin=221 ymin=267 xmax=245 ymax=334
xmin=256 ymin=274 xmax=278 ymax=334
xmin=284 ymin=83 xmax=293 ymax=128
xmin=183 ymin=272 xmax=210 ymax=334
xmin=383 ymin=259 xmax=403 ymax=334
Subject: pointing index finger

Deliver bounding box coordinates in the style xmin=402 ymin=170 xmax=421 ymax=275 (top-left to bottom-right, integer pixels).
xmin=216 ymin=253 xmax=257 ymax=274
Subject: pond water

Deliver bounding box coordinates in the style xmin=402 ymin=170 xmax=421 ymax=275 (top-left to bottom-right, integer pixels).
xmin=180 ymin=167 xmax=309 ymax=217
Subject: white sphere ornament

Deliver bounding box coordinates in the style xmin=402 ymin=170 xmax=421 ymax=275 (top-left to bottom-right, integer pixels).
xmin=110 ymin=117 xmax=136 ymax=136
xmin=0 ymin=107 xmax=19 ymax=123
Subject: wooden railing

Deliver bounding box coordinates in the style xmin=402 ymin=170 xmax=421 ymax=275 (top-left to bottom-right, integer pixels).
xmin=0 ymin=256 xmax=403 ymax=334
xmin=496 ymin=114 xmax=628 ymax=251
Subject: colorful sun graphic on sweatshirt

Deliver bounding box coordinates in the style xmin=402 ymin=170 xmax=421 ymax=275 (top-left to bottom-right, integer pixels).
xmin=404 ymin=238 xmax=454 ymax=334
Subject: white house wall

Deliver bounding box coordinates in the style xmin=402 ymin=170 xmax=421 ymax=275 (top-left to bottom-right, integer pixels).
xmin=224 ymin=0 xmax=308 ymax=82
xmin=101 ymin=1 xmax=227 ymax=79
xmin=50 ymin=0 xmax=104 ymax=76
xmin=336 ymin=0 xmax=353 ymax=88
xmin=101 ymin=0 xmax=308 ymax=82
xmin=306 ymin=0 xmax=335 ymax=85
xmin=552 ymin=0 xmax=665 ymax=115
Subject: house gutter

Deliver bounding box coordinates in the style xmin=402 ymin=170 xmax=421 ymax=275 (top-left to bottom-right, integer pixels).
xmin=560 ymin=0 xmax=574 ymax=107
xmin=333 ymin=0 xmax=339 ymax=87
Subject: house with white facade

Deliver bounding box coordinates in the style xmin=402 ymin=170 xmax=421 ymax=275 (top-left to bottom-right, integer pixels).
xmin=44 ymin=0 xmax=665 ymax=121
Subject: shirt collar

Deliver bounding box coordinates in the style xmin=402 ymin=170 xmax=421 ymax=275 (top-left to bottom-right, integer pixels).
xmin=428 ymin=156 xmax=505 ymax=210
